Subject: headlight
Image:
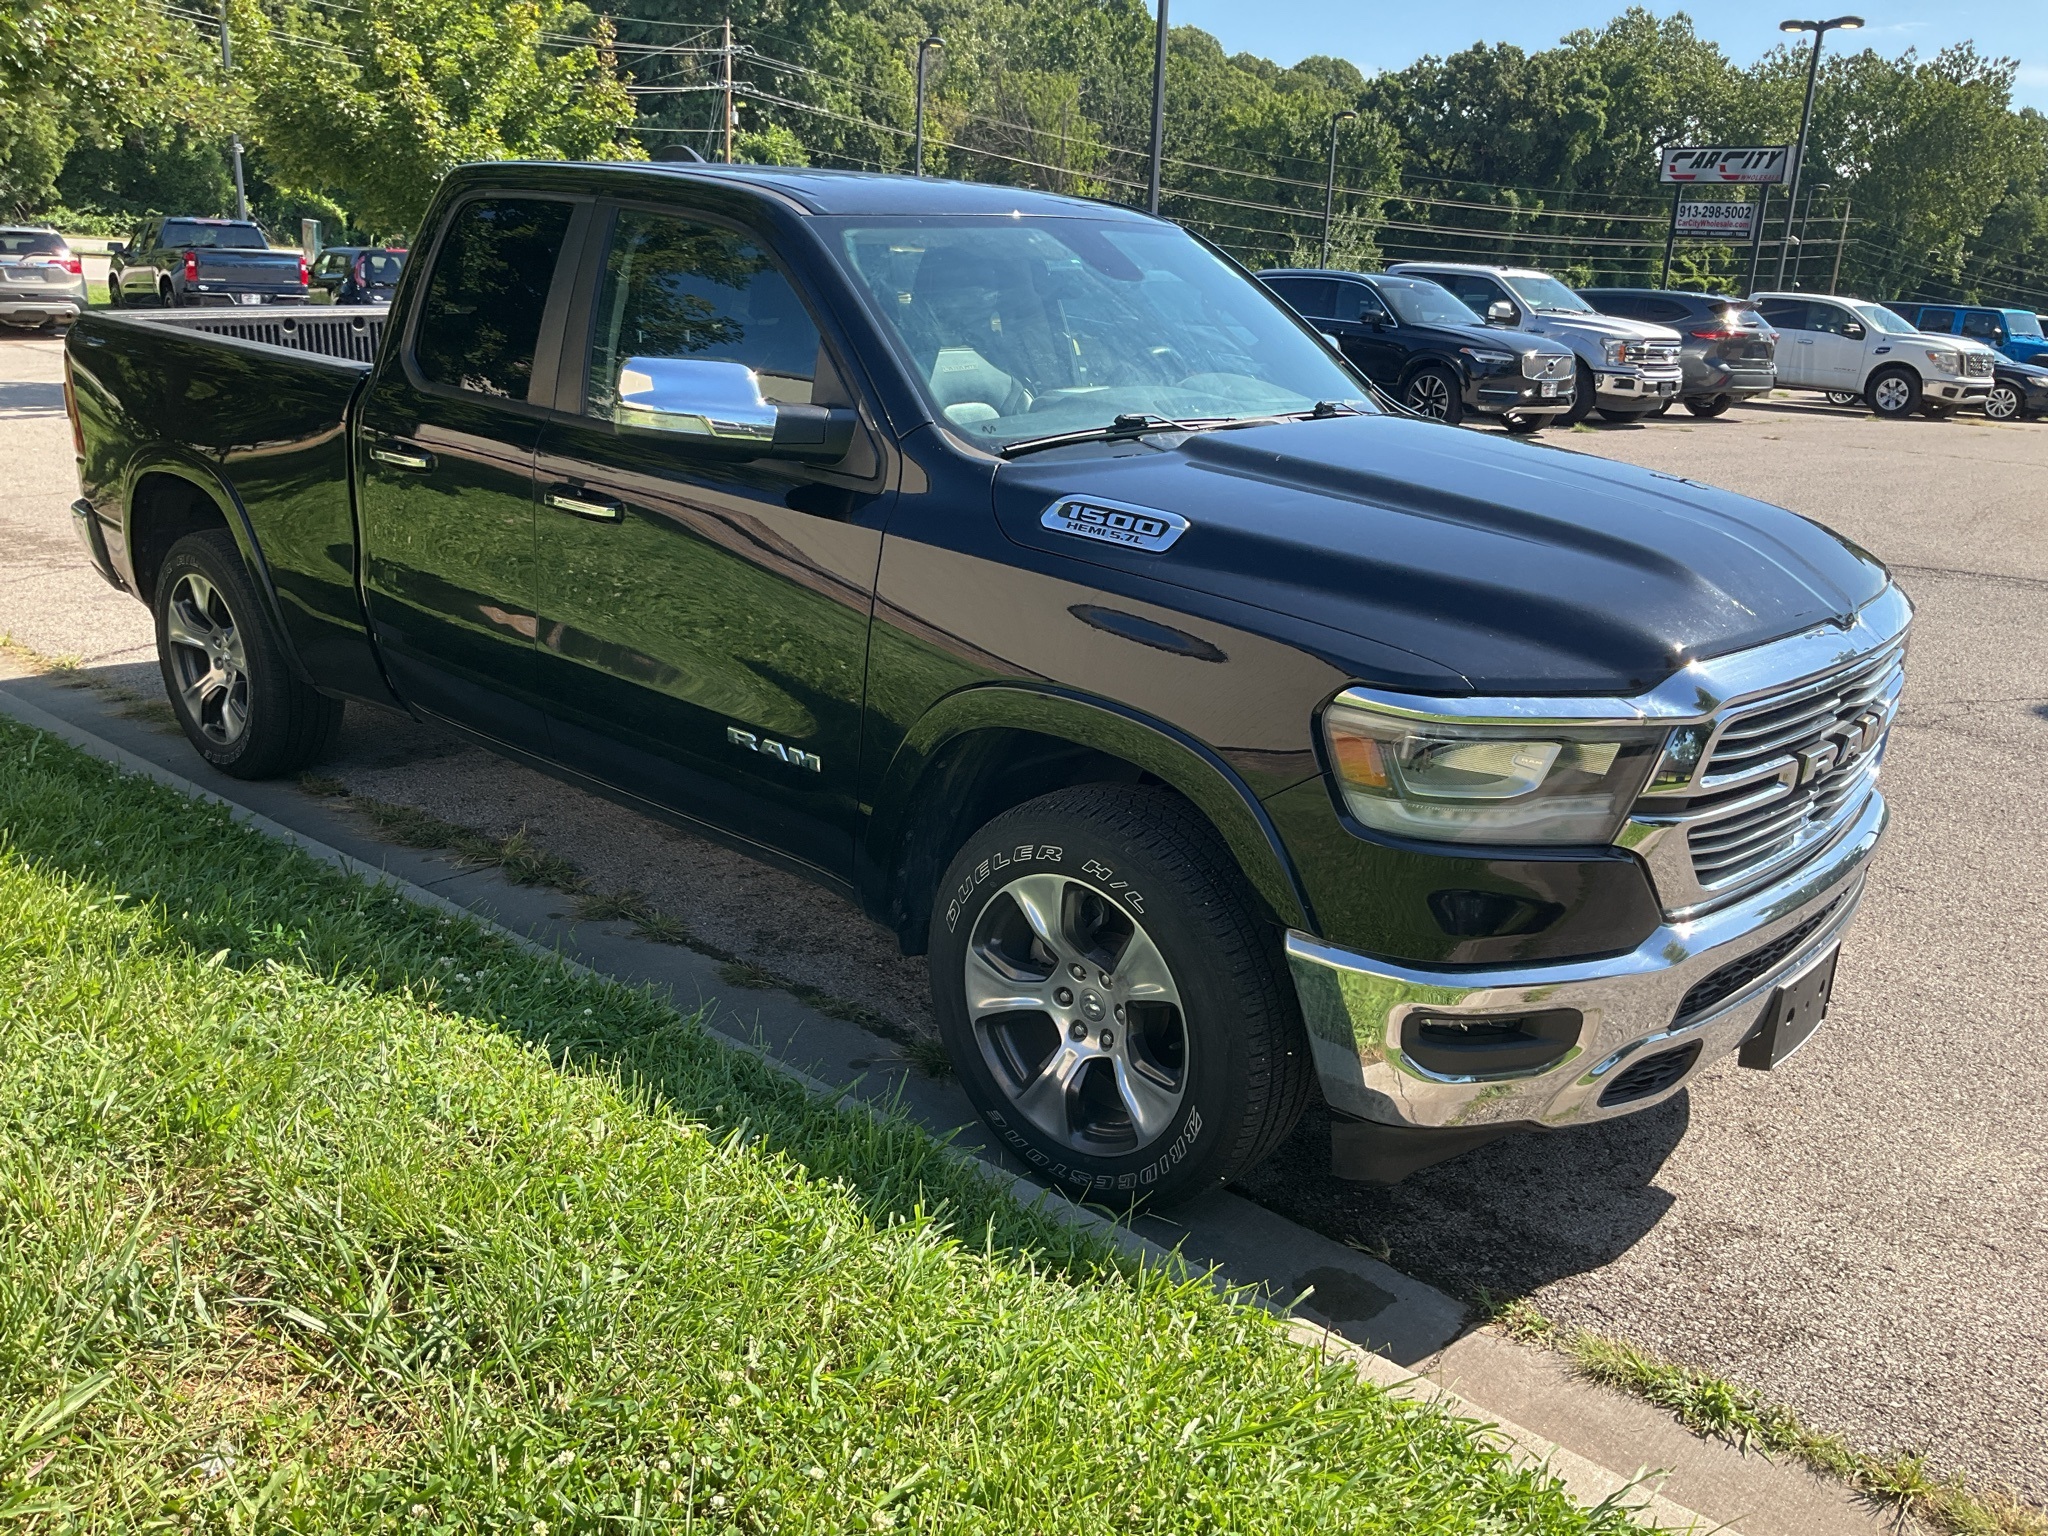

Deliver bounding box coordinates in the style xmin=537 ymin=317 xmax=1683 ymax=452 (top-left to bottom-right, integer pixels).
xmin=1601 ymin=339 xmax=1627 ymax=366
xmin=1460 ymin=347 xmax=1515 ymax=366
xmin=1322 ymin=697 xmax=1664 ymax=846
xmin=1925 ymin=348 xmax=1959 ymax=375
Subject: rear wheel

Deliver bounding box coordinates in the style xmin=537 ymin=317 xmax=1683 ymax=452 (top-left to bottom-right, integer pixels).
xmin=1867 ymin=367 xmax=1920 ymax=420
xmin=930 ymin=786 xmax=1313 ymax=1207
xmin=159 ymin=280 xmax=177 ymax=309
xmin=1401 ymin=363 xmax=1463 ymax=426
xmin=1684 ymin=395 xmax=1731 ymax=418
xmin=1984 ymin=381 xmax=2024 ymax=421
xmin=1824 ymin=390 xmax=1860 ymax=406
xmin=154 ymin=529 xmax=344 ymax=779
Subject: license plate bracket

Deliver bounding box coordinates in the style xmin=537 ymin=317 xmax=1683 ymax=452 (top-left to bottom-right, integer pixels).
xmin=1541 ymin=380 xmax=1562 ymax=397
xmin=1738 ymin=947 xmax=1838 ymax=1070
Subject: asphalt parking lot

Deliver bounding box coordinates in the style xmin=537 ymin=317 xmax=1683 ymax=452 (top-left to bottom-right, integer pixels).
xmin=3 ymin=332 xmax=2042 ymax=1504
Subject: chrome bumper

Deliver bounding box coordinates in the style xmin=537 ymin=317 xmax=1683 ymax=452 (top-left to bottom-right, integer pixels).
xmin=1285 ymin=789 xmax=1887 ymax=1132
xmin=1593 ymin=368 xmax=1682 ymax=404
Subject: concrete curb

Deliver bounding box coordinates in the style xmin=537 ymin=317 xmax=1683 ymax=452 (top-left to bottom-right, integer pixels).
xmin=0 ymin=687 xmax=1738 ymax=1533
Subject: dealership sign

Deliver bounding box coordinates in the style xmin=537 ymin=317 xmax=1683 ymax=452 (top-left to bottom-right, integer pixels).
xmin=1675 ymin=200 xmax=1758 ymax=238
xmin=1659 ymin=146 xmax=1791 ymax=184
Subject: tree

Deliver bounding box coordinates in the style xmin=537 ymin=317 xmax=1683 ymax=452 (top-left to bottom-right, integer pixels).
xmin=231 ymin=0 xmax=639 ymax=237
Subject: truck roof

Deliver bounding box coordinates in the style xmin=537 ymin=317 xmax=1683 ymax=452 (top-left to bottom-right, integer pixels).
xmin=1385 ymin=260 xmax=1552 ymax=278
xmin=507 ymin=160 xmax=1155 ymax=221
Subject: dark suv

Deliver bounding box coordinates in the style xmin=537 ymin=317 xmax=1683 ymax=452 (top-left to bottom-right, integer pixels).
xmin=1577 ymin=289 xmax=1775 ymax=417
xmin=309 ymin=246 xmax=407 ymax=305
xmin=1261 ymin=268 xmax=1577 ymax=432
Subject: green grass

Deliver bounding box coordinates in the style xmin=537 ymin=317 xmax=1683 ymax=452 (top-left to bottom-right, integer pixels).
xmin=0 ymin=718 xmax=1644 ymax=1533
xmin=1494 ymin=1303 xmax=2045 ymax=1536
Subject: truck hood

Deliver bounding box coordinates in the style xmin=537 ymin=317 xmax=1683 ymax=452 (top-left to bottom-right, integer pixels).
xmin=992 ymin=413 xmax=1891 ymax=697
xmin=1527 ymin=310 xmax=1680 ymax=344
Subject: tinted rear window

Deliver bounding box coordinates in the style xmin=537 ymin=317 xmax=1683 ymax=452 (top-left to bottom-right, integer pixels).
xmin=413 ymin=197 xmax=572 ymax=400
xmin=0 ymin=231 xmax=66 ymax=257
xmin=162 ymin=221 xmax=267 ymax=249
xmin=360 ymin=253 xmax=405 ymax=282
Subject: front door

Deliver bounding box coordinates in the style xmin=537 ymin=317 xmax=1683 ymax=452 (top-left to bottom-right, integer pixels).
xmin=1330 ymin=281 xmax=1405 ymax=385
xmin=1801 ymin=301 xmax=1868 ymax=388
xmin=356 ymin=193 xmax=583 ymax=743
xmin=530 ymin=203 xmax=889 ymax=877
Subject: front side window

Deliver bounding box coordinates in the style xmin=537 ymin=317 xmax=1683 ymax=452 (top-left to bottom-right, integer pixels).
xmin=586 ymin=209 xmax=820 ymax=418
xmin=1430 ymin=273 xmax=1506 ymax=314
xmin=833 ymin=217 xmax=1363 ymax=448
xmin=1377 ymin=276 xmax=1481 ymax=328
xmin=1501 ymin=272 xmax=1594 ymax=314
xmin=1846 ymin=300 xmax=1915 ymax=336
xmin=1805 ymin=303 xmax=1857 ymax=337
xmin=1960 ymin=310 xmax=2004 ymax=340
xmin=1915 ymin=308 xmax=1956 ymax=333
xmin=1343 ymin=283 xmax=1392 ymax=323
xmin=413 ymin=197 xmax=573 ymax=400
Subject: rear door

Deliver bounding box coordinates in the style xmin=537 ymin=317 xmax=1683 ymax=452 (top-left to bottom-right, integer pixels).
xmin=355 ymin=192 xmax=587 ymax=743
xmin=1755 ymin=299 xmax=1817 ymax=385
xmin=528 ymin=200 xmax=890 ymax=876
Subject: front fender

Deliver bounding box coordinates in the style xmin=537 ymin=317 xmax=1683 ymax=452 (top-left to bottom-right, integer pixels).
xmin=866 ymin=682 xmax=1317 ymax=936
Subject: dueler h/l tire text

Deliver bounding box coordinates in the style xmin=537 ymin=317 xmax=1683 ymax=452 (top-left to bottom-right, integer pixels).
xmin=154 ymin=529 xmax=345 ymax=779
xmin=929 ymin=785 xmax=1315 ymax=1206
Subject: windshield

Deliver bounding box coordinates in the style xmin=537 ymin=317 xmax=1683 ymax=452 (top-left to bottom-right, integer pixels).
xmin=1376 ymin=276 xmax=1482 ymax=328
xmin=1848 ymin=300 xmax=1918 ymax=336
xmin=2004 ymin=310 xmax=2043 ymax=338
xmin=162 ymin=220 xmax=267 ymax=250
xmin=831 ymin=218 xmax=1365 ymax=449
xmin=1502 ymin=273 xmax=1593 ymax=313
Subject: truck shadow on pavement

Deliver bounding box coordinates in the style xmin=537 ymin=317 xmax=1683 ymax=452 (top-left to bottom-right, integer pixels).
xmin=1234 ymin=1098 xmax=1686 ymax=1309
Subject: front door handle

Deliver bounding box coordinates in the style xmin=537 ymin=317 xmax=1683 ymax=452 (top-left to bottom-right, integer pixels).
xmin=369 ymin=444 xmax=435 ymax=471
xmin=545 ymin=488 xmax=625 ymax=522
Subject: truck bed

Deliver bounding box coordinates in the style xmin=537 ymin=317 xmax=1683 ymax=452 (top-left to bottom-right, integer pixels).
xmin=67 ymin=308 xmax=394 ymax=703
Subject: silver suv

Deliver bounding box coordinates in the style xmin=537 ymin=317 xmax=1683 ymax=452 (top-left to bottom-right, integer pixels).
xmin=1386 ymin=261 xmax=1684 ymax=425
xmin=0 ymin=228 xmax=88 ymax=332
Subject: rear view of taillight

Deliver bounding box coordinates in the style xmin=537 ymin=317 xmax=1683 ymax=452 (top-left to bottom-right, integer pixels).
xmin=183 ymin=250 xmax=198 ymax=283
xmin=299 ymin=254 xmax=311 ymax=287
xmin=61 ymin=255 xmax=82 ymax=275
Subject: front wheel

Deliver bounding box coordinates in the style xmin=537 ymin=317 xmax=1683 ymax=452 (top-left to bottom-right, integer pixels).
xmin=154 ymin=529 xmax=344 ymax=779
xmin=1559 ymin=361 xmax=1596 ymax=427
xmin=1984 ymin=381 xmax=2023 ymax=421
xmin=1685 ymin=395 xmax=1731 ymax=418
xmin=1401 ymin=363 xmax=1464 ymax=426
xmin=1867 ymin=367 xmax=1921 ymax=420
xmin=930 ymin=786 xmax=1313 ymax=1206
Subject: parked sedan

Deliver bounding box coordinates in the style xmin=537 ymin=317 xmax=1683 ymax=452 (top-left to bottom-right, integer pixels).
xmin=1259 ymin=268 xmax=1577 ymax=432
xmin=309 ymin=246 xmax=406 ymax=305
xmin=0 ymin=227 xmax=88 ymax=331
xmin=1577 ymin=288 xmax=1775 ymax=417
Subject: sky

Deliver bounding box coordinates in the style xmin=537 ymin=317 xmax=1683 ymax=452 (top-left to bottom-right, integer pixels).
xmin=1170 ymin=1 xmax=2048 ymax=111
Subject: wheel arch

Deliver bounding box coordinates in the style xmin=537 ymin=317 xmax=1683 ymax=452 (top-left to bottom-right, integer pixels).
xmin=1863 ymin=360 xmax=1922 ymax=392
xmin=121 ymin=454 xmax=311 ymax=683
xmin=864 ymin=685 xmax=1316 ymax=954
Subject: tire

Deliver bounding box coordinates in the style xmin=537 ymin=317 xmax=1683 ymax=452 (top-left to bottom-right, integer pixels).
xmin=104 ymin=277 xmax=121 ymax=310
xmin=1824 ymin=391 xmax=1859 ymax=406
xmin=1500 ymin=411 xmax=1546 ymax=435
xmin=1684 ymin=395 xmax=1731 ymax=418
xmin=1559 ymin=360 xmax=1596 ymax=426
xmin=1401 ymin=363 xmax=1464 ymax=426
xmin=1983 ymin=382 xmax=2023 ymax=421
xmin=154 ymin=529 xmax=344 ymax=779
xmin=1866 ymin=366 xmax=1921 ymax=420
xmin=930 ymin=785 xmax=1314 ymax=1207
xmin=159 ymin=281 xmax=177 ymax=309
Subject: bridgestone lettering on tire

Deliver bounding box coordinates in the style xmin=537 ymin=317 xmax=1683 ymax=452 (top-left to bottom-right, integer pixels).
xmin=153 ymin=529 xmax=344 ymax=779
xmin=929 ymin=785 xmax=1314 ymax=1206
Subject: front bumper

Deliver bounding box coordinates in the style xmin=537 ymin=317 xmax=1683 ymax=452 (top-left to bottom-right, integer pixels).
xmin=1470 ymin=376 xmax=1573 ymax=417
xmin=1927 ymin=378 xmax=1991 ymax=405
xmin=1593 ymin=367 xmax=1682 ymax=408
xmin=1285 ymin=787 xmax=1886 ymax=1132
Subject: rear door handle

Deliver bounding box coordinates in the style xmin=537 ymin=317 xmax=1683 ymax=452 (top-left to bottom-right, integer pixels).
xmin=544 ymin=488 xmax=625 ymax=522
xmin=369 ymin=444 xmax=435 ymax=471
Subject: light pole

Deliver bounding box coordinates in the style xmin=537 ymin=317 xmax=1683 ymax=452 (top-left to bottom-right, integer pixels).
xmin=1320 ymin=109 xmax=1355 ymax=269
xmin=1792 ymin=180 xmax=1827 ymax=289
xmin=913 ymin=36 xmax=942 ymax=177
xmin=1148 ymin=0 xmax=1168 ymax=214
xmin=219 ymin=0 xmax=248 ymax=220
xmin=1774 ymin=15 xmax=1861 ymax=287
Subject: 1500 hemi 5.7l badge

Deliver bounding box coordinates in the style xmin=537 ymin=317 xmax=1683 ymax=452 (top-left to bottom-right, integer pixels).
xmin=1040 ymin=496 xmax=1189 ymax=553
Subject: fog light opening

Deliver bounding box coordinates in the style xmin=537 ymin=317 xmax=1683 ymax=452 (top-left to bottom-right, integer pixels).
xmin=1399 ymin=1007 xmax=1582 ymax=1079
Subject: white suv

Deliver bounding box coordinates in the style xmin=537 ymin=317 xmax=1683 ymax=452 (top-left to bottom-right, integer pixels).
xmin=1752 ymin=292 xmax=1992 ymax=419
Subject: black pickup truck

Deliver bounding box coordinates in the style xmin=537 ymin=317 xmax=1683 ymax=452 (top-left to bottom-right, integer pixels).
xmin=107 ymin=217 xmax=309 ymax=308
xmin=64 ymin=162 xmax=1909 ymax=1203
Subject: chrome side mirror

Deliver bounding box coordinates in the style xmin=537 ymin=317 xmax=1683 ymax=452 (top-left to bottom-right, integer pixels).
xmin=615 ymin=356 xmax=858 ymax=463
xmin=1486 ymin=300 xmax=1517 ymax=325
xmin=1320 ymin=331 xmax=1344 ymax=351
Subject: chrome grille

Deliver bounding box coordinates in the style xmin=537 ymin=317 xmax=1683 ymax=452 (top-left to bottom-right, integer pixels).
xmin=1623 ymin=339 xmax=1681 ymax=366
xmin=1522 ymin=351 xmax=1574 ymax=381
xmin=1679 ymin=641 xmax=1906 ymax=895
xmin=1962 ymin=351 xmax=1993 ymax=378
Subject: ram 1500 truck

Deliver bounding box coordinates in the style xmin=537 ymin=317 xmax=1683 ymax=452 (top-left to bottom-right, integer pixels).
xmin=64 ymin=163 xmax=1910 ymax=1203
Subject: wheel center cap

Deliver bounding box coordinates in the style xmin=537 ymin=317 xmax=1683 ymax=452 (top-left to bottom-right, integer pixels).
xmin=1079 ymin=991 xmax=1105 ymax=1023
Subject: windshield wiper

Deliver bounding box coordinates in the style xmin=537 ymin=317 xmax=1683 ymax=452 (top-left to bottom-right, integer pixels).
xmin=997 ymin=412 xmax=1217 ymax=459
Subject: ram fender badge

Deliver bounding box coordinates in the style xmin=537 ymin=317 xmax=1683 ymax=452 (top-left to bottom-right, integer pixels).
xmin=1040 ymin=496 xmax=1189 ymax=554
xmin=727 ymin=726 xmax=821 ymax=772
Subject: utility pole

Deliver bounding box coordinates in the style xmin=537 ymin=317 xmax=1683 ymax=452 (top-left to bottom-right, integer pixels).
xmin=1746 ymin=181 xmax=1772 ymax=295
xmin=1320 ymin=110 xmax=1355 ymax=269
xmin=1792 ymin=181 xmax=1824 ymax=289
xmin=1775 ymin=16 xmax=1862 ymax=288
xmin=1147 ymin=0 xmax=1167 ymax=214
xmin=1830 ymin=196 xmax=1852 ymax=291
xmin=720 ymin=14 xmax=737 ymax=165
xmin=219 ymin=0 xmax=248 ymax=221
xmin=913 ymin=36 xmax=942 ymax=177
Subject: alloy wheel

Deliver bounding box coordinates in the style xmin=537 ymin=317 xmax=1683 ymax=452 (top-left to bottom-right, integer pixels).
xmin=163 ymin=572 xmax=250 ymax=746
xmin=1872 ymin=375 xmax=1913 ymax=414
xmin=964 ymin=872 xmax=1189 ymax=1153
xmin=1405 ymin=371 xmax=1453 ymax=420
xmin=1985 ymin=383 xmax=2022 ymax=421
